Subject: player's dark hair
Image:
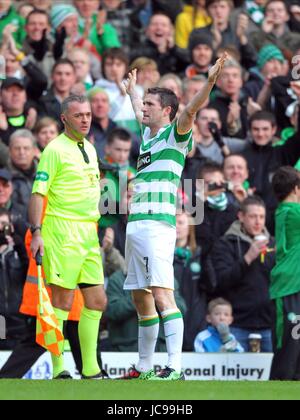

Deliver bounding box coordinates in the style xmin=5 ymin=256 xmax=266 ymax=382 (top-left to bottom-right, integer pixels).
xmin=198 ymin=161 xmax=223 ymax=180
xmin=52 ymin=58 xmax=76 ymax=75
xmin=249 ymin=111 xmax=277 ymax=128
xmin=272 ymin=166 xmax=300 ymax=202
xmin=26 ymin=8 xmax=50 ymax=25
xmin=102 ymin=48 xmax=129 ymax=79
xmin=107 ymin=128 xmax=132 ymax=146
xmin=147 ymin=87 xmax=179 ymax=122
xmin=240 ymin=196 xmax=266 ymax=214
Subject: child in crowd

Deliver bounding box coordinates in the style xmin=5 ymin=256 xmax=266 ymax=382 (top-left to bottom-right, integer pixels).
xmin=194 ymin=298 xmax=244 ymax=353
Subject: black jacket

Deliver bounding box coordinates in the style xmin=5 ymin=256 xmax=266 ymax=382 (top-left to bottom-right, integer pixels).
xmin=174 ymin=246 xmax=216 ymax=351
xmin=209 ymin=92 xmax=249 ymax=139
xmin=152 ymin=0 xmax=182 ymax=22
xmin=243 ymin=143 xmax=279 ymax=220
xmin=182 ymin=148 xmax=208 ymax=207
xmin=22 ymin=59 xmax=48 ymax=102
xmin=38 ymin=90 xmax=63 ymax=129
xmin=271 ymin=76 xmax=298 ymax=131
xmin=130 ymin=39 xmax=185 ymax=75
xmin=89 ymin=119 xmax=118 ymax=160
xmin=212 ymin=221 xmax=275 ymax=330
xmin=0 ymin=243 xmax=28 ymax=348
xmin=190 ymin=25 xmax=257 ymax=70
xmin=0 ymin=109 xmax=30 ymax=146
xmin=243 ymin=110 xmax=300 ymax=232
xmin=112 ymin=216 xmax=127 ymax=258
xmin=196 ymin=200 xmax=239 ymax=257
xmin=9 ymin=201 xmax=28 ymax=240
xmin=0 ymin=61 xmax=48 ymax=144
xmin=10 ymin=161 xmax=38 ymax=210
xmin=243 ymin=69 xmax=265 ymax=102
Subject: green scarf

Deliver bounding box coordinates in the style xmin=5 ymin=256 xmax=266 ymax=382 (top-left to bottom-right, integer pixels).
xmin=207 ymin=193 xmax=228 ymax=211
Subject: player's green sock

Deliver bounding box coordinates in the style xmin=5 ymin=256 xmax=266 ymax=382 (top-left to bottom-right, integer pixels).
xmin=79 ymin=307 xmax=102 ymax=377
xmin=52 ymin=307 xmax=69 ymax=379
xmin=161 ymin=309 xmax=184 ymax=373
xmin=136 ymin=314 xmax=160 ymax=373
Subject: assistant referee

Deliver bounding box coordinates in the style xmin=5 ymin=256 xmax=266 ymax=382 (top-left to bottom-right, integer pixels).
xmin=29 ymin=95 xmax=107 ymax=380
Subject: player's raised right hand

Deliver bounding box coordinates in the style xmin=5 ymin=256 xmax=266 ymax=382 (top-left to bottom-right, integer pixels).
xmin=120 ymin=69 xmax=138 ymax=96
xmin=208 ymin=52 xmax=228 ymax=85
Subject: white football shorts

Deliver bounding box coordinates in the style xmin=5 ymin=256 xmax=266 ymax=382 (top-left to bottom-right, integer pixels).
xmin=124 ymin=220 xmax=176 ymax=291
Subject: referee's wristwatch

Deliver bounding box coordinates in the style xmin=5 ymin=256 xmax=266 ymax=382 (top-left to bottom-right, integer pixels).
xmin=30 ymin=225 xmax=42 ymax=235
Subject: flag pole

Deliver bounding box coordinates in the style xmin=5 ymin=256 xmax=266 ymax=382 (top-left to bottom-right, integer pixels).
xmin=36 ymin=252 xmax=44 ymax=316
xmin=35 ymin=251 xmax=64 ymax=356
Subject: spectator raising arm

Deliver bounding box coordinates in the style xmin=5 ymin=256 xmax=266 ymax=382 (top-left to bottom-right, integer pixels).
xmin=177 ymin=53 xmax=228 ymax=135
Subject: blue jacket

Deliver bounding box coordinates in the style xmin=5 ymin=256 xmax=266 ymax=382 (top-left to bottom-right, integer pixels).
xmin=194 ymin=326 xmax=244 ymax=353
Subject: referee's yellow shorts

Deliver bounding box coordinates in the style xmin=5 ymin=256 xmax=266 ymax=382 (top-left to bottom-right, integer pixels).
xmin=42 ymin=216 xmax=104 ymax=290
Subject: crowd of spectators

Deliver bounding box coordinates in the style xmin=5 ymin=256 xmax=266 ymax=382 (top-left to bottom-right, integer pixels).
xmin=0 ymin=0 xmax=300 ymax=357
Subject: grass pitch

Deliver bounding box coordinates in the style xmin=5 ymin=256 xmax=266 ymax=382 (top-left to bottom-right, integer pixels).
xmin=0 ymin=380 xmax=299 ymax=400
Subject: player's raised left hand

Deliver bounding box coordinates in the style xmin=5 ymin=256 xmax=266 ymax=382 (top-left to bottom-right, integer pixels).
xmin=208 ymin=52 xmax=228 ymax=85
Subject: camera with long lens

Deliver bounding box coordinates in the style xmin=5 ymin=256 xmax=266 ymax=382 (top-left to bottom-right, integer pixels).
xmin=0 ymin=223 xmax=13 ymax=246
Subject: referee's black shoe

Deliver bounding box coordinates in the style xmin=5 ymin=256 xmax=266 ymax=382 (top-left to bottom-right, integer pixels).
xmin=53 ymin=370 xmax=73 ymax=380
xmin=82 ymin=370 xmax=111 ymax=380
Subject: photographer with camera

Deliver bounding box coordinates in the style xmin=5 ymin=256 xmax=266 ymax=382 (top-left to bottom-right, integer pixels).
xmin=195 ymin=107 xmax=247 ymax=165
xmin=0 ymin=208 xmax=28 ymax=350
xmin=195 ymin=162 xmax=239 ymax=257
xmin=0 ymin=169 xmax=27 ymax=239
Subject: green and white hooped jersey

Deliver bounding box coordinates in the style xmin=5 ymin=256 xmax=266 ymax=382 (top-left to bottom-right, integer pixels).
xmin=128 ymin=122 xmax=193 ymax=227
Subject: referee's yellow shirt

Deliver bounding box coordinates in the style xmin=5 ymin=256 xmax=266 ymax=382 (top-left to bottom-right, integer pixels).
xmin=32 ymin=133 xmax=101 ymax=222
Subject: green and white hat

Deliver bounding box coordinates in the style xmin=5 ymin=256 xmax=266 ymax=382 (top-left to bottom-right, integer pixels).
xmin=257 ymin=44 xmax=285 ymax=70
xmin=51 ymin=4 xmax=78 ymax=30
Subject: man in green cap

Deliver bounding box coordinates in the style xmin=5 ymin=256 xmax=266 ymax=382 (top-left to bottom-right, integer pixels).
xmin=244 ymin=44 xmax=287 ymax=103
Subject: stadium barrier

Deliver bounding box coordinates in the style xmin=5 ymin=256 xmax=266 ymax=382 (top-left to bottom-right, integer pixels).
xmin=0 ymin=352 xmax=273 ymax=380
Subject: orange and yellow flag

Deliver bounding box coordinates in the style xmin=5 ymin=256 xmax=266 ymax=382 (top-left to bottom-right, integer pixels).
xmin=36 ymin=264 xmax=64 ymax=356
